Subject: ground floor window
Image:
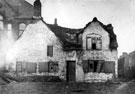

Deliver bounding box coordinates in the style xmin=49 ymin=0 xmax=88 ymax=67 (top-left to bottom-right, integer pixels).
xmin=16 ymin=61 xmax=59 ymax=73
xmin=49 ymin=61 xmax=59 ymax=73
xmin=83 ymin=60 xmax=115 ymax=73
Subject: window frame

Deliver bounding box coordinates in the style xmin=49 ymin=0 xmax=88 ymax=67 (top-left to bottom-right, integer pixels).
xmin=49 ymin=61 xmax=58 ymax=73
xmin=86 ymin=34 xmax=102 ymax=50
xmin=19 ymin=23 xmax=26 ymax=36
xmin=47 ymin=45 xmax=53 ymax=57
xmin=83 ymin=60 xmax=105 ymax=73
xmin=0 ymin=15 xmax=3 ymax=31
xmin=7 ymin=23 xmax=12 ymax=31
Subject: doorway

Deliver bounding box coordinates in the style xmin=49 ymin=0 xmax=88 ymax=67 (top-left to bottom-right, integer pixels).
xmin=66 ymin=61 xmax=76 ymax=82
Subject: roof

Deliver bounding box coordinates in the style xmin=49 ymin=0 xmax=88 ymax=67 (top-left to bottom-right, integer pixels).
xmin=0 ymin=0 xmax=15 ymax=20
xmin=5 ymin=0 xmax=33 ymax=19
xmin=77 ymin=17 xmax=118 ymax=50
xmin=46 ymin=23 xmax=83 ymax=51
xmin=46 ymin=17 xmax=118 ymax=51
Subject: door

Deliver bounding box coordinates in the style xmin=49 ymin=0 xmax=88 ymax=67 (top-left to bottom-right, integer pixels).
xmin=66 ymin=61 xmax=76 ymax=82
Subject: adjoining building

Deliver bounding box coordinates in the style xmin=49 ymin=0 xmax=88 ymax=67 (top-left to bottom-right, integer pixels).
xmin=6 ymin=0 xmax=118 ymax=82
xmin=0 ymin=0 xmax=35 ymax=70
xmin=118 ymin=52 xmax=135 ymax=79
xmin=0 ymin=0 xmax=34 ymax=40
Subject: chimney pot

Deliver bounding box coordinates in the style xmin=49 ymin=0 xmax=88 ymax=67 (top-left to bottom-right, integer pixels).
xmin=54 ymin=18 xmax=58 ymax=25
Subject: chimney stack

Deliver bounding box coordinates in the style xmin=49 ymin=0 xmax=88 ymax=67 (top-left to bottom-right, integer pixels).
xmin=33 ymin=0 xmax=42 ymax=19
xmin=54 ymin=18 xmax=58 ymax=25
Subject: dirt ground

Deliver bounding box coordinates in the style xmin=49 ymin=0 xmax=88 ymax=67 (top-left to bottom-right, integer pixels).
xmin=0 ymin=74 xmax=134 ymax=94
xmin=0 ymin=80 xmax=134 ymax=94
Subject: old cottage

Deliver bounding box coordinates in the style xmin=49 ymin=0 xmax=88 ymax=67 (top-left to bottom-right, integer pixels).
xmin=6 ymin=0 xmax=118 ymax=82
xmin=75 ymin=18 xmax=118 ymax=82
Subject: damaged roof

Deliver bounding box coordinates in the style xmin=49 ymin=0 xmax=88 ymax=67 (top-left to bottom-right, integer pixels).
xmin=47 ymin=23 xmax=83 ymax=51
xmin=47 ymin=17 xmax=118 ymax=51
xmin=79 ymin=17 xmax=118 ymax=50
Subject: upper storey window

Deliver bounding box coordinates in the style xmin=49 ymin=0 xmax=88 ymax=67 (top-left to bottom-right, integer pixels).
xmin=0 ymin=15 xmax=3 ymax=31
xmin=19 ymin=23 xmax=26 ymax=36
xmin=86 ymin=34 xmax=102 ymax=50
xmin=7 ymin=23 xmax=12 ymax=39
xmin=47 ymin=45 xmax=53 ymax=57
xmin=7 ymin=23 xmax=12 ymax=31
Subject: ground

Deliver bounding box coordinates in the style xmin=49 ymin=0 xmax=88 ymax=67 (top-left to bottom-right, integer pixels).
xmin=0 ymin=79 xmax=135 ymax=94
xmin=0 ymin=73 xmax=134 ymax=94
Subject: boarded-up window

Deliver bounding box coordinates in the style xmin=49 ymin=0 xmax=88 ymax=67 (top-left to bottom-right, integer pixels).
xmin=96 ymin=38 xmax=102 ymax=49
xmin=103 ymin=61 xmax=115 ymax=73
xmin=16 ymin=61 xmax=22 ymax=72
xmin=49 ymin=62 xmax=58 ymax=73
xmin=82 ymin=60 xmax=88 ymax=73
xmin=16 ymin=61 xmax=27 ymax=72
xmin=83 ymin=60 xmax=104 ymax=73
xmin=88 ymin=60 xmax=94 ymax=72
xmin=97 ymin=61 xmax=104 ymax=73
xmin=16 ymin=61 xmax=37 ymax=73
xmin=27 ymin=63 xmax=37 ymax=73
xmin=47 ymin=45 xmax=53 ymax=57
xmin=21 ymin=62 xmax=27 ymax=72
xmin=38 ymin=62 xmax=48 ymax=73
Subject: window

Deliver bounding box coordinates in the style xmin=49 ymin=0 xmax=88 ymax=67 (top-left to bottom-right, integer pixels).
xmin=96 ymin=37 xmax=102 ymax=49
xmin=38 ymin=61 xmax=58 ymax=73
xmin=87 ymin=37 xmax=92 ymax=49
xmin=49 ymin=61 xmax=58 ymax=73
xmin=7 ymin=23 xmax=12 ymax=38
xmin=19 ymin=23 xmax=26 ymax=36
xmin=87 ymin=60 xmax=99 ymax=72
xmin=86 ymin=35 xmax=102 ymax=50
xmin=38 ymin=62 xmax=48 ymax=73
xmin=16 ymin=61 xmax=37 ymax=73
xmin=0 ymin=15 xmax=3 ymax=31
xmin=47 ymin=45 xmax=53 ymax=57
xmin=7 ymin=23 xmax=12 ymax=31
xmin=83 ymin=60 xmax=104 ymax=73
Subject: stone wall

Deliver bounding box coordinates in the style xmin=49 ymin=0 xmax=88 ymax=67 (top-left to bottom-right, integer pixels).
xmin=6 ymin=20 xmax=66 ymax=79
xmin=118 ymin=51 xmax=135 ymax=79
xmin=76 ymin=21 xmax=118 ymax=82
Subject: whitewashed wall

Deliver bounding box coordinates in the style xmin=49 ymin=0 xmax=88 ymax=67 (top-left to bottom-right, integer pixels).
xmin=76 ymin=21 xmax=118 ymax=82
xmin=6 ymin=20 xmax=66 ymax=78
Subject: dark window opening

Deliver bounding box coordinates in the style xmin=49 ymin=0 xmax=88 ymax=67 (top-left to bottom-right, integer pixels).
xmin=92 ymin=43 xmax=96 ymax=50
xmin=86 ymin=36 xmax=102 ymax=50
xmin=47 ymin=45 xmax=53 ymax=57
xmin=93 ymin=61 xmax=98 ymax=72
xmin=89 ymin=63 xmax=93 ymax=69
xmin=83 ymin=60 xmax=104 ymax=73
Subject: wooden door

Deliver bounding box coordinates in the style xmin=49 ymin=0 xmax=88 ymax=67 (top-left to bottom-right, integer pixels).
xmin=66 ymin=61 xmax=76 ymax=82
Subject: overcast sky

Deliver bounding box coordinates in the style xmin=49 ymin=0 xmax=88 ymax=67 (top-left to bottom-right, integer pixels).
xmin=26 ymin=0 xmax=135 ymax=56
